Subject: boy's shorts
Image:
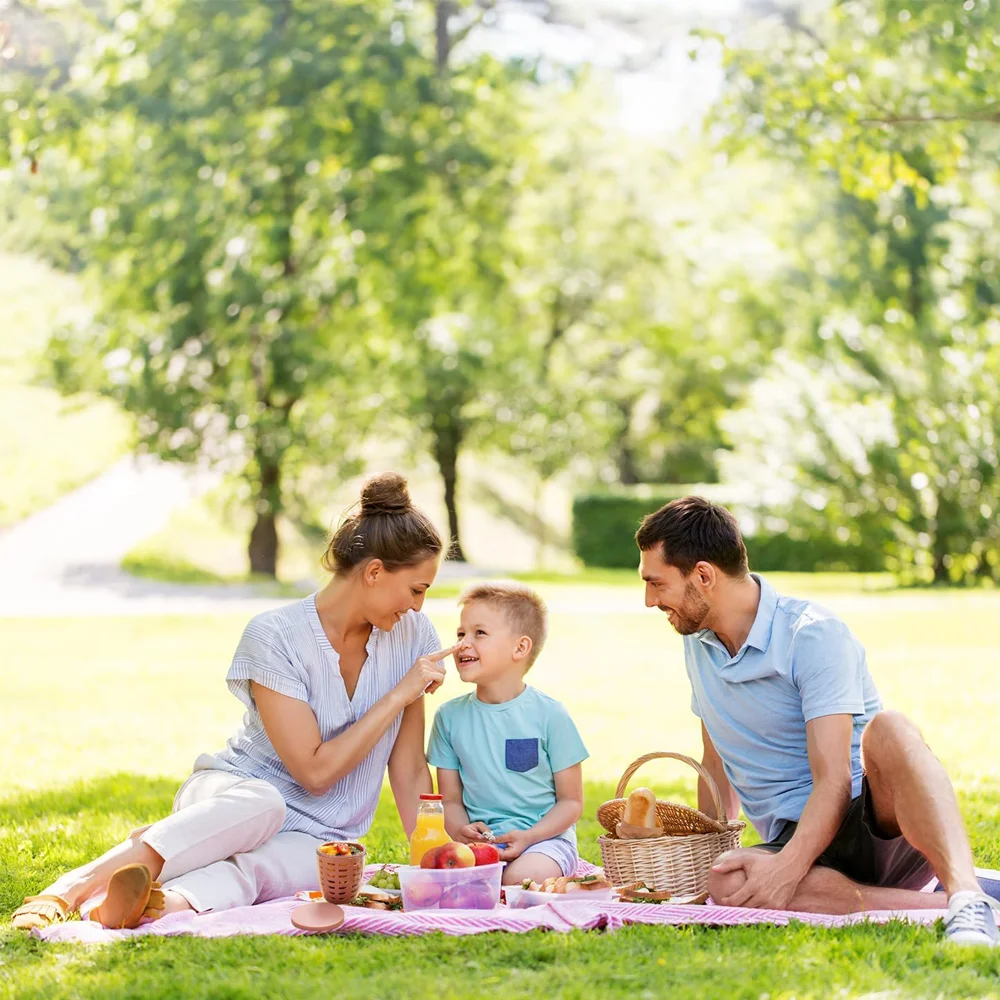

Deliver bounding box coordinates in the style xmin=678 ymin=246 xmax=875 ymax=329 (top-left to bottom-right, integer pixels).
xmin=518 ymin=837 xmax=579 ymax=877
xmin=757 ymin=777 xmax=934 ymax=889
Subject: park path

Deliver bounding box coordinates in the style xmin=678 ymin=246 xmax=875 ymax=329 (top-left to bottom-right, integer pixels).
xmin=7 ymin=456 xmax=990 ymax=620
xmin=0 ymin=455 xmax=275 ymax=617
xmin=0 ymin=452 xmax=655 ymax=619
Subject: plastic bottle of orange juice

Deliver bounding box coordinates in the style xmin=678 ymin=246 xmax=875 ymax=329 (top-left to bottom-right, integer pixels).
xmin=409 ymin=793 xmax=451 ymax=865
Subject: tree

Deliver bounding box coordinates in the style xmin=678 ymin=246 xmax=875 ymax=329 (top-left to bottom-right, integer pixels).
xmin=496 ymin=79 xmax=783 ymax=506
xmin=716 ymin=0 xmax=1000 ymax=583
xmin=363 ymin=0 xmax=532 ymax=561
xmin=2 ymin=0 xmax=515 ymax=575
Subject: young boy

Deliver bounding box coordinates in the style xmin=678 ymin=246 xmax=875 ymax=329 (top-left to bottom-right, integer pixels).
xmin=426 ymin=581 xmax=589 ymax=886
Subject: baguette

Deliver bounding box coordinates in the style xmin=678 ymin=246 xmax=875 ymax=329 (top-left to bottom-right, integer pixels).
xmin=615 ymin=820 xmax=664 ymax=840
xmin=622 ymin=787 xmax=658 ymax=828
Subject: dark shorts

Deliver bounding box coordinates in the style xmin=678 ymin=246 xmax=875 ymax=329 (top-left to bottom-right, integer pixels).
xmin=757 ymin=777 xmax=936 ymax=890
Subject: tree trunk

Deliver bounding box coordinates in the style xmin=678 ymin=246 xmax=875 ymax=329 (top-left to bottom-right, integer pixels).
xmin=534 ymin=478 xmax=549 ymax=569
xmin=431 ymin=412 xmax=466 ymax=561
xmin=615 ymin=400 xmax=641 ymax=485
xmin=435 ymin=0 xmax=456 ymax=73
xmin=248 ymin=453 xmax=281 ymax=577
xmin=932 ymin=492 xmax=960 ymax=584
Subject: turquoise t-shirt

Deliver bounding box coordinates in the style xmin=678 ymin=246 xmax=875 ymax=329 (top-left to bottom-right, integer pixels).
xmin=427 ymin=686 xmax=589 ymax=849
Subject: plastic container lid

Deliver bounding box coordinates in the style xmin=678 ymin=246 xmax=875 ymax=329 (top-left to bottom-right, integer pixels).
xmin=419 ymin=794 xmax=443 ymax=800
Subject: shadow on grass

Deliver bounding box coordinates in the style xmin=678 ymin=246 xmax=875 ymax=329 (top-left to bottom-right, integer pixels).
xmin=3 ymin=774 xmax=1000 ymax=999
xmin=0 ymin=774 xmax=707 ymax=915
xmin=4 ymin=771 xmax=998 ymax=919
xmin=0 ymin=773 xmax=179 ymax=918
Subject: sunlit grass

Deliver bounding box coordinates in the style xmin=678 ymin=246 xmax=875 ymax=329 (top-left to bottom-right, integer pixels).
xmin=0 ymin=253 xmax=132 ymax=526
xmin=3 ymin=590 xmax=1000 ymax=998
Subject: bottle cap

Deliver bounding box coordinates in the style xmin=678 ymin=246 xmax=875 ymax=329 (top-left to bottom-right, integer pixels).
xmin=419 ymin=793 xmax=443 ymax=800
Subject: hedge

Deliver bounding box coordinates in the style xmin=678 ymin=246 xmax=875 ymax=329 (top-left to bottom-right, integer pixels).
xmin=571 ymin=489 xmax=886 ymax=573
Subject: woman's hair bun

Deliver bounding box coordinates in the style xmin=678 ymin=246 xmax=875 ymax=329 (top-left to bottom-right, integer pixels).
xmin=360 ymin=472 xmax=411 ymax=516
xmin=323 ymin=470 xmax=441 ymax=575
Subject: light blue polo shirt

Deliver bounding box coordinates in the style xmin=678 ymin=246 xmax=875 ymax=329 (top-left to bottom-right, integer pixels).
xmin=686 ymin=574 xmax=881 ymax=843
xmin=427 ymin=686 xmax=589 ymax=849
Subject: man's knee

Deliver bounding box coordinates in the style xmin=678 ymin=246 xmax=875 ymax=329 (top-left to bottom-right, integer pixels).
xmin=861 ymin=709 xmax=923 ymax=769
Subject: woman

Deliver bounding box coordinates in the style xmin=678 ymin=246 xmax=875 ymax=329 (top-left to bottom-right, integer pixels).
xmin=14 ymin=472 xmax=455 ymax=930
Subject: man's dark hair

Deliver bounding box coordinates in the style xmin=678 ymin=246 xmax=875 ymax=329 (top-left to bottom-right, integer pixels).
xmin=635 ymin=495 xmax=749 ymax=577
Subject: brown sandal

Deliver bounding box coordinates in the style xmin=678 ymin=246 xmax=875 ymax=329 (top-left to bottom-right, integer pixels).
xmin=90 ymin=863 xmax=160 ymax=929
xmin=11 ymin=894 xmax=72 ymax=931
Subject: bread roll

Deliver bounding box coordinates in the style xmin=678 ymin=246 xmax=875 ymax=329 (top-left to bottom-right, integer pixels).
xmin=623 ymin=787 xmax=658 ymax=828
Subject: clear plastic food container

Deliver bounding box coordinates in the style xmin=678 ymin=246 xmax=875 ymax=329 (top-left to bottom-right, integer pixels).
xmin=505 ymin=886 xmax=615 ymax=908
xmin=398 ymin=862 xmax=504 ymax=911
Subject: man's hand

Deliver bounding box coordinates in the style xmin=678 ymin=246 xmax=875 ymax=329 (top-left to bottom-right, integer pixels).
xmin=712 ymin=851 xmax=807 ymax=910
xmin=496 ymin=829 xmax=534 ymax=861
xmin=458 ymin=822 xmax=494 ymax=843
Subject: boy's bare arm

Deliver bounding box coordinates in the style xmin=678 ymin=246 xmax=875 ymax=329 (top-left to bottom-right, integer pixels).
xmin=498 ymin=763 xmax=584 ymax=860
xmin=436 ymin=767 xmax=473 ymax=838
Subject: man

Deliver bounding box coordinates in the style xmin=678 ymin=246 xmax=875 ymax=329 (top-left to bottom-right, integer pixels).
xmin=636 ymin=495 xmax=997 ymax=946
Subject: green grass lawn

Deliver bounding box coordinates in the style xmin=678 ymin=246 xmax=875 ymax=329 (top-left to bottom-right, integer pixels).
xmin=2 ymin=594 xmax=1000 ymax=998
xmin=0 ymin=253 xmax=132 ymax=527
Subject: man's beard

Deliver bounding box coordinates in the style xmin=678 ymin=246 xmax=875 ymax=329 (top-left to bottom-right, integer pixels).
xmin=664 ymin=581 xmax=710 ymax=635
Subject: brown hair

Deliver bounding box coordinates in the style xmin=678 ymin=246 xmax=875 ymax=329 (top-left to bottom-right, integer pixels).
xmin=458 ymin=581 xmax=548 ymax=668
xmin=322 ymin=472 xmax=443 ymax=575
xmin=635 ymin=495 xmax=749 ymax=577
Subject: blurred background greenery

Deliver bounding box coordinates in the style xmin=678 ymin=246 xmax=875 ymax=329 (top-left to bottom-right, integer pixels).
xmin=2 ymin=0 xmax=999 ymax=587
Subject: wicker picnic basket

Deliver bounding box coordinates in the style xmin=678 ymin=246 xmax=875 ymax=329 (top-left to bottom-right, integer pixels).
xmin=316 ymin=842 xmax=366 ymax=904
xmin=598 ymin=752 xmax=745 ymax=896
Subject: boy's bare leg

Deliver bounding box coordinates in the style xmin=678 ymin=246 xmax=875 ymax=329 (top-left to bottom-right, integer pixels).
xmin=861 ymin=710 xmax=980 ymax=897
xmin=503 ymin=854 xmax=562 ymax=886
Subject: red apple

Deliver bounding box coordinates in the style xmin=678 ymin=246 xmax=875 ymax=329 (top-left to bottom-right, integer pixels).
xmin=469 ymin=843 xmax=500 ymax=866
xmin=439 ymin=880 xmax=497 ymax=910
xmin=425 ymin=842 xmax=475 ymax=869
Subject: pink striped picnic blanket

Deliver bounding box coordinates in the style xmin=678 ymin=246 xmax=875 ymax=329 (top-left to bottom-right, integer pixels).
xmin=35 ymin=860 xmax=989 ymax=945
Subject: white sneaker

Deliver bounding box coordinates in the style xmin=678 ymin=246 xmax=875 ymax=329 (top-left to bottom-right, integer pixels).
xmin=944 ymin=891 xmax=1000 ymax=946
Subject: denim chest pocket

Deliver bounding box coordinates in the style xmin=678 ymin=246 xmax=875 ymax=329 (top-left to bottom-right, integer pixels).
xmin=505 ymin=738 xmax=540 ymax=773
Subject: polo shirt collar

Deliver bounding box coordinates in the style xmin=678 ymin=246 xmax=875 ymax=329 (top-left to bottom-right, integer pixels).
xmin=695 ymin=573 xmax=776 ymax=659
xmin=744 ymin=574 xmax=776 ymax=652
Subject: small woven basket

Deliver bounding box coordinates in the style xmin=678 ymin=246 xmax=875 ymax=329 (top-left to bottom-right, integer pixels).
xmin=598 ymin=752 xmax=744 ymax=896
xmin=316 ymin=842 xmax=366 ymax=904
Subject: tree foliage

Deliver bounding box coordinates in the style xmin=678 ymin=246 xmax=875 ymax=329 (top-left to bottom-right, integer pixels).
xmin=717 ymin=0 xmax=1000 ymax=583
xmin=3 ymin=0 xmax=528 ymax=573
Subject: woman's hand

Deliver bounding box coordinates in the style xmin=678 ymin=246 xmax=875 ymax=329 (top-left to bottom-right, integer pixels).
xmin=395 ymin=645 xmax=459 ymax=705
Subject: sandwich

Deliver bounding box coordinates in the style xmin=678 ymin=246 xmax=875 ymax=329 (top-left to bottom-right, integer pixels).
xmin=617 ymin=881 xmax=673 ymax=904
xmin=351 ymin=887 xmax=403 ymax=911
xmin=522 ymin=874 xmax=612 ymax=894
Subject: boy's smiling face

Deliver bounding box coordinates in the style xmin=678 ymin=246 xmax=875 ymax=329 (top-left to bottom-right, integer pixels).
xmin=453 ymin=600 xmax=530 ymax=684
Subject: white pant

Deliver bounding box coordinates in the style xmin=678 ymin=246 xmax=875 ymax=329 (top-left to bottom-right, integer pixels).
xmin=136 ymin=761 xmax=324 ymax=913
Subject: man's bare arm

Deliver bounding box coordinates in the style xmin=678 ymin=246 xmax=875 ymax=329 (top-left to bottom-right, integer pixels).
xmin=699 ymin=722 xmax=741 ymax=821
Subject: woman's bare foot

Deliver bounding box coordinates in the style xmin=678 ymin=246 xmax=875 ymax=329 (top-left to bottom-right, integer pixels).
xmin=159 ymin=889 xmax=196 ymax=917
xmin=44 ymin=835 xmax=166 ymax=914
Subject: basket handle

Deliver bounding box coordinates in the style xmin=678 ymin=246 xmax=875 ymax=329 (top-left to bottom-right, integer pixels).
xmin=615 ymin=751 xmax=729 ymax=824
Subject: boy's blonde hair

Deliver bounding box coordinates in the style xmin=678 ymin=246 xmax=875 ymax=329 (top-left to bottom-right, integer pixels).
xmin=458 ymin=580 xmax=548 ymax=668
